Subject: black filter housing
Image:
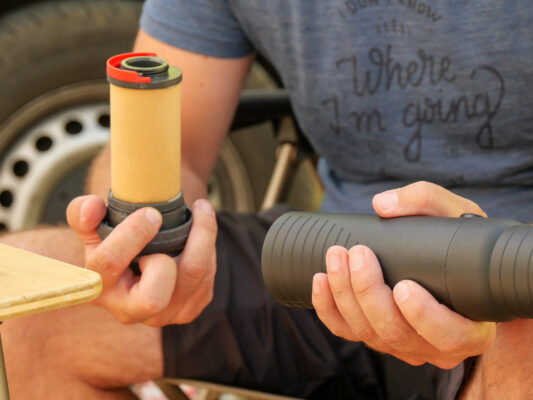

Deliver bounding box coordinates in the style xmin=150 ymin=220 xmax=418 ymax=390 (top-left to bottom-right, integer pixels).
xmin=261 ymin=212 xmax=533 ymax=322
xmin=97 ymin=191 xmax=191 ymax=258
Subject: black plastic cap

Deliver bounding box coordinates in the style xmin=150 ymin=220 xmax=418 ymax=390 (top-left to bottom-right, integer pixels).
xmin=97 ymin=191 xmax=192 ymax=260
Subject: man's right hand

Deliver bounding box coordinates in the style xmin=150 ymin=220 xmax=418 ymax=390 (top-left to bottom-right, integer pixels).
xmin=66 ymin=194 xmax=217 ymax=326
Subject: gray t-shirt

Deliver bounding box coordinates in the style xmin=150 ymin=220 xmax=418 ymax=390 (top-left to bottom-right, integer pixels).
xmin=141 ymin=0 xmax=533 ymax=221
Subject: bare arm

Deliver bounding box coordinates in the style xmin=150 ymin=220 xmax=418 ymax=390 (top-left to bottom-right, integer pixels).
xmin=134 ymin=29 xmax=255 ymax=202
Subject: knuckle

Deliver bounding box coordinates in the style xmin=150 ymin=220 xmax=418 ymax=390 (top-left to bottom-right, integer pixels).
xmin=88 ymin=247 xmax=118 ymax=275
xmin=144 ymin=318 xmax=166 ymax=328
xmin=329 ymin=281 xmax=351 ymax=297
xmin=140 ymin=296 xmax=167 ymax=315
xmin=86 ymin=253 xmax=103 ymax=273
xmin=437 ymin=331 xmax=467 ymax=354
xmin=405 ymin=358 xmax=425 ymax=367
xmin=380 ymin=326 xmax=410 ymax=347
xmin=128 ymin=219 xmax=156 ymax=242
xmin=412 ymin=181 xmax=433 ymax=209
xmin=328 ymin=326 xmax=348 ymax=339
xmin=182 ymin=259 xmax=208 ymax=283
xmin=113 ymin=312 xmax=135 ymax=325
xmin=177 ymin=309 xmax=200 ymax=325
xmin=340 ymin=333 xmax=357 ymax=342
xmin=180 ymin=315 xmax=196 ymax=324
xmin=353 ymin=326 xmax=376 ymax=343
xmin=412 ymin=180 xmax=432 ymax=191
xmin=202 ymin=289 xmax=214 ymax=306
xmin=393 ymin=353 xmax=427 ymax=367
xmin=99 ymin=247 xmax=123 ymax=276
xmin=352 ymin=277 xmax=373 ymax=298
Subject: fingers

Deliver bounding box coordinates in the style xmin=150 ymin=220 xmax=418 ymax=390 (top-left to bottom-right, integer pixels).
xmin=121 ymin=253 xmax=177 ymax=322
xmin=73 ymin=196 xmax=217 ymax=326
xmin=172 ymin=250 xmax=217 ymax=324
xmin=316 ymin=245 xmax=495 ymax=369
xmin=394 ymin=280 xmax=496 ymax=361
xmin=136 ymin=199 xmax=217 ymax=325
xmin=313 ymin=247 xmax=425 ymax=365
xmin=67 ymin=195 xmax=107 ymax=253
xmin=372 ymin=181 xmax=486 ymax=218
xmin=347 ymin=245 xmax=452 ymax=365
xmin=320 ymin=247 xmax=376 ymax=342
xmin=175 ymin=199 xmax=217 ymax=290
xmin=313 ymin=271 xmax=361 ymax=341
xmin=87 ymin=207 xmax=162 ymax=289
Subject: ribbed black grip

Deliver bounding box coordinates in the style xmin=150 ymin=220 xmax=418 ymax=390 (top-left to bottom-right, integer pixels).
xmin=489 ymin=225 xmax=533 ymax=319
xmin=261 ymin=212 xmax=532 ymax=322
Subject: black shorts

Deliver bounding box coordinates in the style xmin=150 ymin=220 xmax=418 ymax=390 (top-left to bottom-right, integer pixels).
xmin=162 ymin=207 xmax=476 ymax=400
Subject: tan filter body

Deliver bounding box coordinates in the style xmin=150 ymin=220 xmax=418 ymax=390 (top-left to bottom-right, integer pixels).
xmin=110 ymin=83 xmax=181 ymax=203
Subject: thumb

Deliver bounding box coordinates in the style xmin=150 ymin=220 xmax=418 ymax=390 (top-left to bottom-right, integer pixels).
xmin=66 ymin=195 xmax=107 ymax=253
xmin=372 ymin=181 xmax=486 ymax=218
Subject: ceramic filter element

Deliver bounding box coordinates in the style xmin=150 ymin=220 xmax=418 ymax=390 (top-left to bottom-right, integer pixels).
xmin=107 ymin=53 xmax=182 ymax=203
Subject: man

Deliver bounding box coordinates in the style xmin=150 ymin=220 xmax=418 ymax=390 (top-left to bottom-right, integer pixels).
xmin=1 ymin=0 xmax=533 ymax=398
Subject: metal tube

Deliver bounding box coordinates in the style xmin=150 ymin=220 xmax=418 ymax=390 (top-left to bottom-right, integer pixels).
xmin=260 ymin=143 xmax=298 ymax=211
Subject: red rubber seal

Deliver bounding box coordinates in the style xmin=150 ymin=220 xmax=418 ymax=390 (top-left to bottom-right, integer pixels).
xmin=106 ymin=52 xmax=155 ymax=84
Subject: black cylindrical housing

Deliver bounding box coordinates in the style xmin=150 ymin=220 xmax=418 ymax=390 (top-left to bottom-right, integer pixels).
xmin=97 ymin=191 xmax=191 ymax=258
xmin=261 ymin=212 xmax=533 ymax=322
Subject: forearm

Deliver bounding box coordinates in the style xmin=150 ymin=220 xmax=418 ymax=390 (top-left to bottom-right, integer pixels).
xmin=461 ymin=319 xmax=533 ymax=399
xmin=181 ymin=158 xmax=208 ymax=204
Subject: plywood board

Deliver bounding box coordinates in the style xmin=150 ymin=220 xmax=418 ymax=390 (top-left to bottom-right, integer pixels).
xmin=0 ymin=244 xmax=101 ymax=320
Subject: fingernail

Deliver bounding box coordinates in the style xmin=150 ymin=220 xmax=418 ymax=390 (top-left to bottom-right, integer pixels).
xmin=312 ymin=274 xmax=321 ymax=294
xmin=327 ymin=251 xmax=342 ymax=272
xmin=376 ymin=190 xmax=398 ymax=212
xmin=145 ymin=207 xmax=162 ymax=225
xmin=80 ymin=199 xmax=90 ymax=224
xmin=394 ymin=282 xmax=410 ymax=303
xmin=349 ymin=246 xmax=365 ymax=272
xmin=196 ymin=199 xmax=215 ymax=216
